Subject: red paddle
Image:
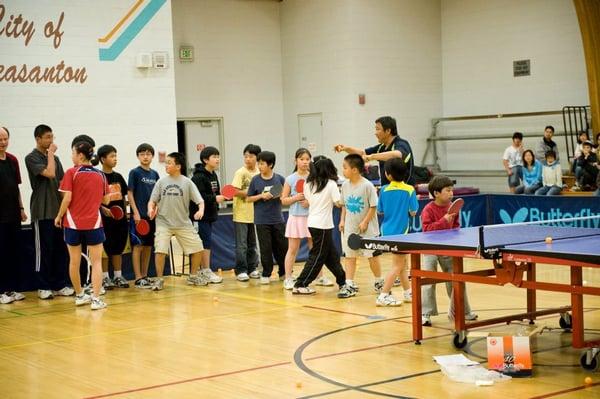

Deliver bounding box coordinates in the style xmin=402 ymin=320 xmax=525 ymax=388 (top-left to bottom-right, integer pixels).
xmin=447 ymin=198 xmax=464 ymax=215
xmin=295 ymin=179 xmax=305 ymax=193
xmin=221 ymin=184 xmax=237 ymax=200
xmin=136 ymin=219 xmax=150 ymax=236
xmin=110 ymin=205 xmax=124 ymax=220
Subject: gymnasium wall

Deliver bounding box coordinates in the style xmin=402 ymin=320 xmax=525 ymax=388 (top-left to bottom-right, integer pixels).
xmin=0 ymin=0 xmax=177 ymax=215
xmin=280 ymin=0 xmax=443 ymax=171
xmin=171 ymin=0 xmax=286 ymax=181
xmin=437 ymin=0 xmax=589 ymax=191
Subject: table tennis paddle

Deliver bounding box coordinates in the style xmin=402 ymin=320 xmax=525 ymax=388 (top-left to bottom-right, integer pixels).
xmin=447 ymin=198 xmax=464 ymax=215
xmin=136 ymin=219 xmax=150 ymax=236
xmin=110 ymin=205 xmax=124 ymax=220
xmin=269 ymin=183 xmax=283 ymax=198
xmin=295 ymin=179 xmax=305 ymax=193
xmin=221 ymin=184 xmax=237 ymax=200
xmin=347 ymin=233 xmax=362 ymax=250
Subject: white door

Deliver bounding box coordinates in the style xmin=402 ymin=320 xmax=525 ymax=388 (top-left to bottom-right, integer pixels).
xmin=183 ymin=119 xmax=224 ymax=181
xmin=298 ymin=113 xmax=323 ymax=156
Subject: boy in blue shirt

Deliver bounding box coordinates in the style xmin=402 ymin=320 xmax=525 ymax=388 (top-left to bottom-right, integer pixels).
xmin=246 ymin=151 xmax=288 ymax=284
xmin=376 ymin=158 xmax=418 ymax=306
xmin=127 ymin=143 xmax=160 ymax=288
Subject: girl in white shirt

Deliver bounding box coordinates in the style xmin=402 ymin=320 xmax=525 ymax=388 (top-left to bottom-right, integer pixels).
xmin=292 ymin=157 xmax=355 ymax=298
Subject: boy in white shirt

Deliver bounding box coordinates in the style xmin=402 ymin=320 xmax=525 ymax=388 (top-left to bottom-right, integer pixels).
xmin=502 ymin=132 xmax=524 ymax=193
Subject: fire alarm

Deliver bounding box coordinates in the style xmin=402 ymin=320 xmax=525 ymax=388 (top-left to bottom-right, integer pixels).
xmin=358 ymin=93 xmax=366 ymax=105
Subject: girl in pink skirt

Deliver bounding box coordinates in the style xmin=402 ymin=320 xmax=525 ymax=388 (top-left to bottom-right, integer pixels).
xmin=281 ymin=149 xmax=333 ymax=289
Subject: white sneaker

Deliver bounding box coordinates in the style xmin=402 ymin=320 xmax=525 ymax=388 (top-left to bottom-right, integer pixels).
xmin=202 ymin=269 xmax=223 ymax=284
xmin=376 ymin=293 xmax=402 ymax=307
xmin=38 ymin=289 xmax=54 ymax=300
xmin=346 ymin=280 xmax=359 ymax=291
xmin=316 ymin=276 xmax=334 ymax=286
xmin=402 ymin=290 xmax=412 ymax=303
xmin=0 ymin=293 xmax=15 ymax=304
xmin=91 ymin=297 xmax=107 ymax=310
xmin=6 ymin=292 xmax=25 ymax=301
xmin=260 ymin=276 xmax=270 ymax=285
xmin=422 ymin=314 xmax=432 ymax=326
xmin=83 ymin=285 xmax=106 ymax=296
xmin=151 ymin=278 xmax=164 ymax=291
xmin=283 ymin=277 xmax=295 ymax=290
xmin=54 ymin=286 xmax=75 ymax=296
xmin=236 ymin=272 xmax=250 ymax=282
xmin=249 ymin=270 xmax=260 ymax=279
xmin=187 ymin=274 xmax=209 ymax=286
xmin=75 ymin=293 xmax=91 ymax=306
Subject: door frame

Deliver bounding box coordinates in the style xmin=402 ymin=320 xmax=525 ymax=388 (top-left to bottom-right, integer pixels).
xmin=177 ymin=116 xmax=226 ymax=182
xmin=297 ymin=112 xmax=323 ymax=151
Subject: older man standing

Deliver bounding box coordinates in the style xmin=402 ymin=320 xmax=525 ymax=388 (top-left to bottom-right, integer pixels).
xmin=0 ymin=126 xmax=28 ymax=304
xmin=535 ymin=125 xmax=560 ymax=164
xmin=334 ymin=116 xmax=415 ymax=185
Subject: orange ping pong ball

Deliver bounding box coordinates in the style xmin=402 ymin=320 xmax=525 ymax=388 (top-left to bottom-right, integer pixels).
xmin=585 ymin=376 xmax=592 ymax=385
xmin=545 ymin=236 xmax=552 ymax=244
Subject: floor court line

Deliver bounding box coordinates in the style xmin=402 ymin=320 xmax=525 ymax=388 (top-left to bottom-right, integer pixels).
xmin=529 ymin=382 xmax=600 ymax=399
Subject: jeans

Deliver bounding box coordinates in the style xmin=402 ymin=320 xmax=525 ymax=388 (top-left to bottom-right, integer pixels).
xmin=507 ymin=166 xmax=522 ymax=188
xmin=535 ymin=185 xmax=562 ymax=196
xmin=515 ymin=181 xmax=542 ymax=194
xmin=233 ymin=222 xmax=259 ymax=275
xmin=421 ymin=255 xmax=472 ymax=316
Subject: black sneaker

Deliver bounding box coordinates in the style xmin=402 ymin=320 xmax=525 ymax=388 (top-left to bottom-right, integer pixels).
xmin=113 ymin=276 xmax=130 ymax=288
xmin=337 ymin=284 xmax=357 ymax=299
xmin=134 ymin=277 xmax=153 ymax=289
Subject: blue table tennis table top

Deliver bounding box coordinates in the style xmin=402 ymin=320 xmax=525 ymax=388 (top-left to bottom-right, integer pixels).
xmin=364 ymin=225 xmax=600 ymax=264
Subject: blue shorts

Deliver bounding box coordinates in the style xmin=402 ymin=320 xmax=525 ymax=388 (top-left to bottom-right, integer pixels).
xmin=64 ymin=227 xmax=105 ymax=246
xmin=197 ymin=221 xmax=213 ymax=250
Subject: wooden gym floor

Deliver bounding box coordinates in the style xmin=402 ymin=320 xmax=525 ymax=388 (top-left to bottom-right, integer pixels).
xmin=1 ymin=255 xmax=599 ymax=399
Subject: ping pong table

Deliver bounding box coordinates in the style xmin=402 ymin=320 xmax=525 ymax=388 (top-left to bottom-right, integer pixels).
xmin=354 ymin=224 xmax=600 ymax=370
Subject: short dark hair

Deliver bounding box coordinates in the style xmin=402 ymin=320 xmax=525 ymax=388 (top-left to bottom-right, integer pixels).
xmin=1 ymin=126 xmax=9 ymax=137
xmin=582 ymin=140 xmax=593 ymax=148
xmin=428 ymin=175 xmax=454 ymax=197
xmin=136 ymin=143 xmax=155 ymax=155
xmin=375 ymin=116 xmax=397 ymax=136
xmin=71 ymin=134 xmax=95 ymax=148
xmin=512 ymin=132 xmax=523 ymax=141
xmin=73 ymin=141 xmax=94 ymax=161
xmin=243 ymin=144 xmax=261 ymax=156
xmin=545 ymin=125 xmax=555 ymax=133
xmin=545 ymin=150 xmax=556 ymax=159
xmin=34 ymin=124 xmax=52 ymax=138
xmin=344 ymin=153 xmax=364 ymax=172
xmin=200 ymin=146 xmax=220 ymax=164
xmin=384 ymin=158 xmax=407 ymax=182
xmin=168 ymin=152 xmax=186 ymax=167
xmin=97 ymin=145 xmax=117 ymax=163
xmin=257 ymin=151 xmax=276 ymax=168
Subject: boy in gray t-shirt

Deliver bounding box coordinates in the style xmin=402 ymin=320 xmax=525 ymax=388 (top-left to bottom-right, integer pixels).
xmin=148 ymin=152 xmax=206 ymax=290
xmin=339 ymin=154 xmax=384 ymax=292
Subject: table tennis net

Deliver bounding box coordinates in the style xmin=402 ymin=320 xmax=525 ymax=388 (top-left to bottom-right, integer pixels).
xmin=479 ymin=215 xmax=600 ymax=251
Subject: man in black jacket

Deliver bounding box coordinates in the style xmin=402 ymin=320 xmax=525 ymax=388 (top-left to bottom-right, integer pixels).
xmin=190 ymin=146 xmax=226 ymax=283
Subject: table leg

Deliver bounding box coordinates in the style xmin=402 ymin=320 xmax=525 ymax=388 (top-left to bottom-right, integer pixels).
xmin=453 ymin=257 xmax=465 ymax=332
xmin=527 ymin=263 xmax=536 ymax=324
xmin=571 ymin=266 xmax=584 ymax=348
xmin=411 ymin=253 xmax=422 ymax=344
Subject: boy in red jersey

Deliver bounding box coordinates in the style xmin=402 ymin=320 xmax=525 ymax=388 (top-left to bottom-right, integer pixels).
xmin=55 ymin=141 xmax=111 ymax=310
xmin=420 ymin=175 xmax=477 ymax=326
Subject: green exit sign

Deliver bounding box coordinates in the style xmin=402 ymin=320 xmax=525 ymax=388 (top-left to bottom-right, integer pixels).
xmin=179 ymin=46 xmax=193 ymax=62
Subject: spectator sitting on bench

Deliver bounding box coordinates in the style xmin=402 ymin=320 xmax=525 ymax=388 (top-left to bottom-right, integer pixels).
xmin=535 ymin=150 xmax=562 ymax=196
xmin=573 ymin=140 xmax=598 ymax=191
xmin=515 ymin=149 xmax=542 ymax=194
xmin=535 ymin=125 xmax=559 ymax=165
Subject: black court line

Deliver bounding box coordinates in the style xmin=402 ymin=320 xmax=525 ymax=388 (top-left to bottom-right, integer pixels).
xmin=296 ymin=370 xmax=441 ymax=399
xmin=294 ymin=317 xmax=453 ymax=398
